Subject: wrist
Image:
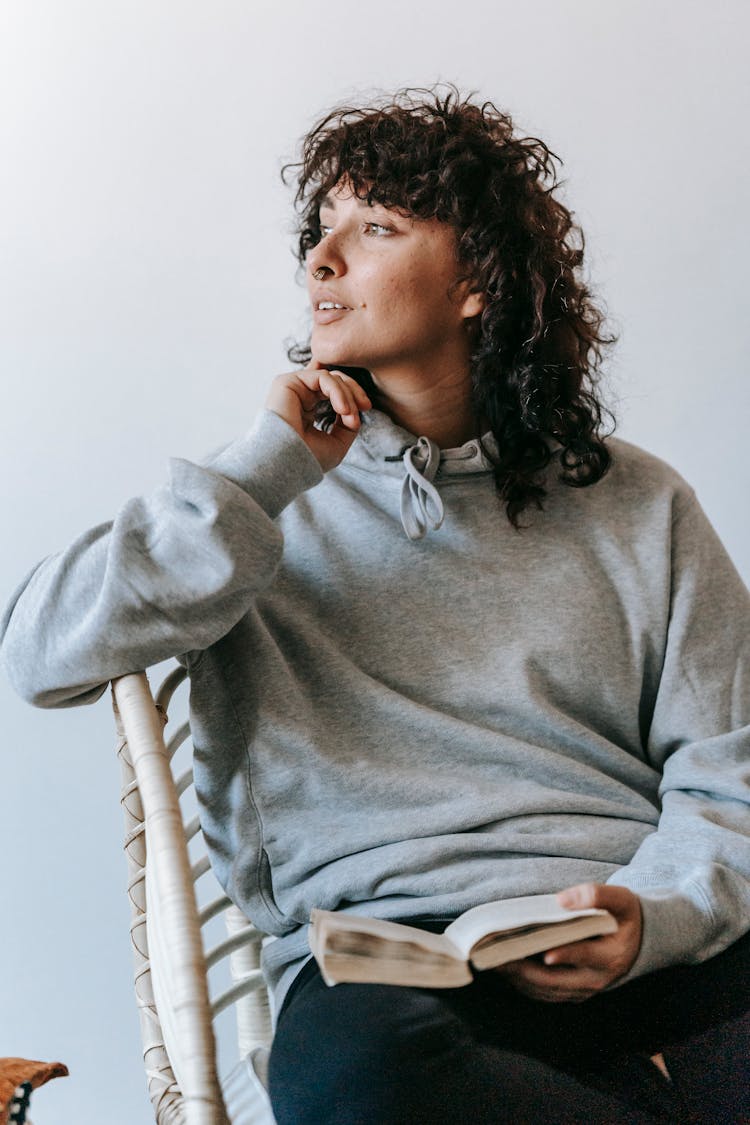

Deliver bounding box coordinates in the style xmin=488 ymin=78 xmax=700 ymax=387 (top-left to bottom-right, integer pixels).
xmin=207 ymin=410 xmax=324 ymax=518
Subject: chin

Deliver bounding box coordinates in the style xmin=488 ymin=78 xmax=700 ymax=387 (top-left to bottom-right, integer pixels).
xmin=312 ymin=338 xmax=361 ymax=369
xmin=311 ymin=333 xmax=380 ymax=380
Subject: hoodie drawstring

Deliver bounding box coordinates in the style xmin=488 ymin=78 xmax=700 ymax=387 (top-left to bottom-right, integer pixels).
xmin=400 ymin=437 xmax=445 ymax=541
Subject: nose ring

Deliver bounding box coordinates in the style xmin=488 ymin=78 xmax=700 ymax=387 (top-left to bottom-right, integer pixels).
xmin=313 ymin=267 xmax=328 ymax=281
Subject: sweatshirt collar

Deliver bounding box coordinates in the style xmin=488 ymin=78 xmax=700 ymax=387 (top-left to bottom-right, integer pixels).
xmin=341 ymin=408 xmax=496 ymax=541
xmin=343 ymin=408 xmax=497 ymax=478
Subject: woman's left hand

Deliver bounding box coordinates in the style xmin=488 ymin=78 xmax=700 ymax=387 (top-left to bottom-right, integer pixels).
xmin=495 ymin=883 xmax=643 ymax=1003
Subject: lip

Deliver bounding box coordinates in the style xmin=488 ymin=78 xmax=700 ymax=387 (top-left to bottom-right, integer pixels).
xmin=311 ymin=288 xmax=355 ymax=316
xmin=313 ymin=305 xmax=351 ymax=325
xmin=311 ymin=288 xmax=355 ymax=325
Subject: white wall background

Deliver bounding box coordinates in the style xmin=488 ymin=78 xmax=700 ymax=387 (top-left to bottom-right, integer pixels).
xmin=0 ymin=2 xmax=747 ymax=1121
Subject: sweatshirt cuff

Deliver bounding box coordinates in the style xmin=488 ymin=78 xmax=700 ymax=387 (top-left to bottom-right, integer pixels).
xmin=207 ymin=409 xmax=324 ymax=520
xmin=605 ymin=873 xmax=717 ymax=984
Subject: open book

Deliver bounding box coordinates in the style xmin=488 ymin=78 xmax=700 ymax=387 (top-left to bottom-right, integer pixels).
xmin=309 ymin=894 xmax=617 ymax=988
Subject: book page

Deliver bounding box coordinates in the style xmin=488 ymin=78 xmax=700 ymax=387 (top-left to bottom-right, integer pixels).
xmin=444 ymin=894 xmax=612 ymax=958
xmin=310 ymin=909 xmax=462 ymax=960
xmin=469 ymin=913 xmax=618 ymax=970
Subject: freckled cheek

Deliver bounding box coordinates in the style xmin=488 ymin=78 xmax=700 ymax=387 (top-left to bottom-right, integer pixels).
xmin=373 ymin=267 xmax=425 ymax=306
xmin=360 ymin=280 xmax=405 ymax=324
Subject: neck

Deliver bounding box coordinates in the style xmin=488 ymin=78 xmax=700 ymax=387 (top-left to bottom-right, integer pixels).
xmin=370 ymin=365 xmax=480 ymax=450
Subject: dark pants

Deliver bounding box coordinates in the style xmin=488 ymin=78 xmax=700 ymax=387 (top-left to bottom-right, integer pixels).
xmin=268 ymin=924 xmax=750 ymax=1124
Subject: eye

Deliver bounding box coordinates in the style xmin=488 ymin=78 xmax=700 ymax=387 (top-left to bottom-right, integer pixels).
xmin=364 ymin=222 xmax=393 ymax=236
xmin=318 ymin=223 xmax=333 ymax=238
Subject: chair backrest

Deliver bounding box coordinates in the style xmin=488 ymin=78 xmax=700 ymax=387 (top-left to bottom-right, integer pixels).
xmin=113 ymin=668 xmax=273 ymax=1125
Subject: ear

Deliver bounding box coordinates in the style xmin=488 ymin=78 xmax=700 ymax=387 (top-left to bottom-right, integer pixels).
xmin=460 ymin=289 xmax=486 ymax=320
xmin=452 ymin=271 xmax=486 ymax=321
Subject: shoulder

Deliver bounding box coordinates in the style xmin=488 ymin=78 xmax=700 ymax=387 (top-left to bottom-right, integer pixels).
xmin=586 ymin=436 xmax=696 ymax=515
xmin=541 ymin=436 xmax=700 ymax=545
xmin=604 ymin=436 xmax=688 ymax=487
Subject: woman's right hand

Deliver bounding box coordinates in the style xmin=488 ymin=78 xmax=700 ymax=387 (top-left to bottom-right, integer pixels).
xmin=265 ymin=359 xmax=372 ymax=472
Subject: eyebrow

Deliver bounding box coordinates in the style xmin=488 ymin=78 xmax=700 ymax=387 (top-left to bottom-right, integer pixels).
xmin=319 ymin=192 xmax=377 ymax=212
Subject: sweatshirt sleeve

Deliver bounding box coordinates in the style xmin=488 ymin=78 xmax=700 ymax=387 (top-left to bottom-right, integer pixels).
xmin=0 ymin=410 xmax=323 ymax=708
xmin=607 ymin=491 xmax=750 ymax=979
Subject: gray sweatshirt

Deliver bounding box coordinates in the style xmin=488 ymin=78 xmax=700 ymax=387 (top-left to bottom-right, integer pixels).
xmin=2 ymin=407 xmax=750 ymax=1013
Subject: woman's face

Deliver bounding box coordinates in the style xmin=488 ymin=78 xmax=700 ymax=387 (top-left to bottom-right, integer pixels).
xmin=306 ymin=181 xmax=483 ymax=380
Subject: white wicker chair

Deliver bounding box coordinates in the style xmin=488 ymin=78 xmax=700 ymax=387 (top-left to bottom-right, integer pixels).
xmin=113 ymin=667 xmax=277 ymax=1125
xmin=113 ymin=666 xmax=672 ymax=1123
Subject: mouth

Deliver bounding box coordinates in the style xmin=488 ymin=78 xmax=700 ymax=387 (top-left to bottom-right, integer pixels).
xmin=313 ymin=299 xmax=354 ymax=325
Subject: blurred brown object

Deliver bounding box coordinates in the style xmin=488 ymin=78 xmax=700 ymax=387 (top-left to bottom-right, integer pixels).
xmin=0 ymin=1058 xmax=68 ymax=1125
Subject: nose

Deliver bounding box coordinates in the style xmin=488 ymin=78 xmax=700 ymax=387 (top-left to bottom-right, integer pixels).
xmin=307 ymin=229 xmax=346 ymax=281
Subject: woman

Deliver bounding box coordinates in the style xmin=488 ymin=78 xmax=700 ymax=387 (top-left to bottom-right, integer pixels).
xmin=3 ymin=87 xmax=749 ymax=1122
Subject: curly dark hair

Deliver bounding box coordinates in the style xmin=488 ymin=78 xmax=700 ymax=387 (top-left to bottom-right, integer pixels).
xmin=283 ymin=85 xmax=615 ymax=525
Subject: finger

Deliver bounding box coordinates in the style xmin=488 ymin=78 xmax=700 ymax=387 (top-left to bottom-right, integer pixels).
xmin=502 ymin=958 xmax=608 ymax=995
xmin=295 ymin=367 xmax=351 ymax=411
xmin=503 ymin=957 xmax=603 ymax=987
xmin=277 ymin=372 xmax=328 ymax=413
xmin=318 ymin=371 xmax=362 ymax=423
xmin=543 ymin=935 xmax=618 ymax=968
xmin=557 ymin=883 xmax=638 ymax=922
xmin=498 ymin=966 xmax=600 ymax=1003
xmin=295 ymin=365 xmax=328 ymax=393
xmin=516 ymin=983 xmax=596 ymax=1004
xmin=306 ymin=357 xmax=373 ymax=409
xmin=314 ymin=369 xmax=372 ymax=417
xmin=319 ymin=371 xmax=357 ymax=416
xmin=335 ymin=371 xmax=373 ymax=410
xmin=289 ymin=367 xmax=370 ymax=433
